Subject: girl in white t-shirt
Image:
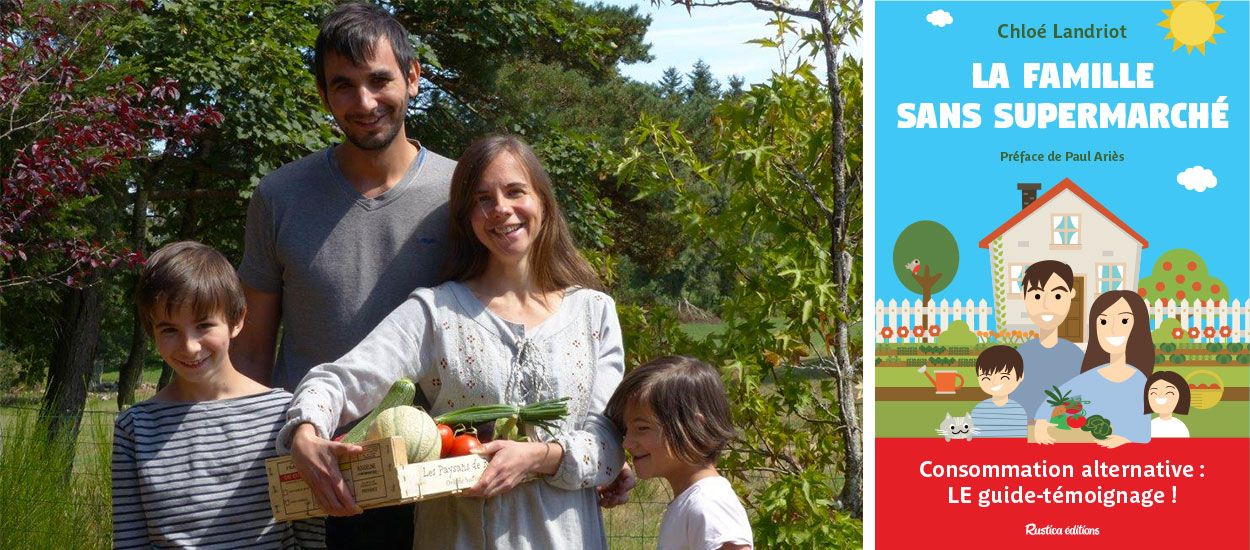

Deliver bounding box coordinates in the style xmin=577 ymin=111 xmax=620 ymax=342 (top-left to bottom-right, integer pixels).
xmin=605 ymin=356 xmax=753 ymax=550
xmin=1145 ymin=371 xmax=1191 ymax=438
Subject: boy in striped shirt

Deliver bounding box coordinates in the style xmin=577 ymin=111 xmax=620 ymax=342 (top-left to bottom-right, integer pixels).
xmin=970 ymin=345 xmax=1029 ymax=438
xmin=111 ymin=241 xmax=323 ymax=549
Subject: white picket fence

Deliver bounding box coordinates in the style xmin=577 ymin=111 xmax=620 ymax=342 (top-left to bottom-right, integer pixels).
xmin=875 ymin=298 xmax=1250 ymax=344
xmin=875 ymin=299 xmax=993 ymax=343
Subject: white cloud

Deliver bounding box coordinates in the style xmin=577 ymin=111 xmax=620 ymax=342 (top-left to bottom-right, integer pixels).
xmin=926 ymin=9 xmax=954 ymax=27
xmin=1177 ymin=165 xmax=1217 ymax=193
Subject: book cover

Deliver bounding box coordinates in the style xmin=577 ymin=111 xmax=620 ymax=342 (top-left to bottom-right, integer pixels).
xmin=871 ymin=1 xmax=1249 ymax=545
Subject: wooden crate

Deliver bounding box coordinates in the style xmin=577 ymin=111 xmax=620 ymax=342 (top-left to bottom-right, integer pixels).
xmin=265 ymin=436 xmax=488 ymax=521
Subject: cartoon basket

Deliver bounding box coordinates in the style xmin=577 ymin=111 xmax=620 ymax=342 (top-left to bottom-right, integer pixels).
xmin=1185 ymin=369 xmax=1224 ymax=410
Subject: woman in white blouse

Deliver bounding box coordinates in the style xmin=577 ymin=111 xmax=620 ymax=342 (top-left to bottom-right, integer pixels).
xmin=279 ymin=135 xmax=629 ymax=549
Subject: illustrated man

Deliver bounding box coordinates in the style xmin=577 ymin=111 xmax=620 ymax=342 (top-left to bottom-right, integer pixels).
xmin=1012 ymin=260 xmax=1085 ymax=417
xmin=231 ymin=4 xmax=453 ymax=547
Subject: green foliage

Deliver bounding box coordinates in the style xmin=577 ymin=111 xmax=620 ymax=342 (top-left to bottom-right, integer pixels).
xmin=0 ymin=410 xmax=113 ymax=549
xmin=1081 ymin=414 xmax=1113 ymax=440
xmin=937 ymin=320 xmax=978 ymax=346
xmin=618 ymin=20 xmax=864 ymax=542
xmin=1152 ymin=318 xmax=1185 ymax=344
xmin=1138 ymin=249 xmax=1229 ymax=305
xmin=892 ymin=220 xmax=958 ymax=298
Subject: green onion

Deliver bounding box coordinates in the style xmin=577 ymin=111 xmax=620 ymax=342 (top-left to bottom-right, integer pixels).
xmin=434 ymin=397 xmax=570 ymax=427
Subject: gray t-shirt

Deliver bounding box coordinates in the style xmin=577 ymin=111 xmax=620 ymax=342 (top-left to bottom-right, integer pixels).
xmin=1014 ymin=337 xmax=1085 ymax=417
xmin=239 ymin=143 xmax=454 ymax=391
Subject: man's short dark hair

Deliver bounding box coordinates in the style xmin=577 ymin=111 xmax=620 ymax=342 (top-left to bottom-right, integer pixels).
xmin=1022 ymin=260 xmax=1074 ymax=293
xmin=975 ymin=345 xmax=1023 ymax=379
xmin=313 ymin=2 xmax=415 ymax=92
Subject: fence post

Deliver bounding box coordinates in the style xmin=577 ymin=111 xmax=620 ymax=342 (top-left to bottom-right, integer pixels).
xmin=876 ymin=300 xmax=885 ymax=344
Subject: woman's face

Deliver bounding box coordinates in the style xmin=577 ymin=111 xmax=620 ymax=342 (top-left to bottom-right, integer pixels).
xmin=469 ymin=152 xmax=544 ymax=264
xmin=1148 ymin=379 xmax=1180 ymax=416
xmin=1095 ymin=297 xmax=1135 ymax=355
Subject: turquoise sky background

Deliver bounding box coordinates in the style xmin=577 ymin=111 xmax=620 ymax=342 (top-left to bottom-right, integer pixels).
xmin=875 ymin=1 xmax=1249 ymax=304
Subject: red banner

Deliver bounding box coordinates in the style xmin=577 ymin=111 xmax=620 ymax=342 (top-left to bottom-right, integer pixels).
xmin=876 ymin=438 xmax=1250 ymax=547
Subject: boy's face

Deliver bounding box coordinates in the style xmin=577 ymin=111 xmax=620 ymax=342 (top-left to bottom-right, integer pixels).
xmin=621 ymin=401 xmax=682 ymax=483
xmin=977 ymin=367 xmax=1021 ymax=398
xmin=151 ymin=304 xmax=241 ymax=386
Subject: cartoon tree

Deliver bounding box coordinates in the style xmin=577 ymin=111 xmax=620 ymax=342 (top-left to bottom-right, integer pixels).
xmin=1137 ymin=249 xmax=1229 ymax=307
xmin=893 ymin=220 xmax=959 ymax=310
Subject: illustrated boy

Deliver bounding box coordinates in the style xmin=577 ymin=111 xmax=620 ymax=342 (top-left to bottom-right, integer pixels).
xmin=112 ymin=241 xmax=323 ymax=548
xmin=969 ymin=345 xmax=1028 ymax=438
xmin=1012 ymin=260 xmax=1084 ymax=416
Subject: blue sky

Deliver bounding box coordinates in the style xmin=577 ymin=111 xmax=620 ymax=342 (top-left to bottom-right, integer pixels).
xmin=598 ymin=0 xmax=838 ymax=85
xmin=874 ymin=1 xmax=1249 ymax=303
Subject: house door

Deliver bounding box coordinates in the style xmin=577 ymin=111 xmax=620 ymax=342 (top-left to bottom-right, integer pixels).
xmin=1059 ymin=276 xmax=1084 ymax=342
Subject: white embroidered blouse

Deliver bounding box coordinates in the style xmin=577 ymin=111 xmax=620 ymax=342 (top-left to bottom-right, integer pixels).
xmin=278 ymin=281 xmax=626 ymax=549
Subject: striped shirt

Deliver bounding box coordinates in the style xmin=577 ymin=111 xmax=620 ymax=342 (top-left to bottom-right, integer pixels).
xmin=970 ymin=398 xmax=1028 ymax=438
xmin=112 ymin=389 xmax=324 ymax=549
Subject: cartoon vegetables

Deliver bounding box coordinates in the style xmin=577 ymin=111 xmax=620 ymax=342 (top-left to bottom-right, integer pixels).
xmin=1043 ymin=385 xmax=1090 ymax=431
xmin=1080 ymin=415 xmax=1114 ymax=440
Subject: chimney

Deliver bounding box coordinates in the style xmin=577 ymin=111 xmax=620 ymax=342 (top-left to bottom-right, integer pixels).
xmin=1017 ymin=183 xmax=1042 ymax=210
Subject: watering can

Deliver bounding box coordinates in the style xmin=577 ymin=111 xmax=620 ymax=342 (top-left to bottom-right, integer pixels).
xmin=918 ymin=364 xmax=963 ymax=395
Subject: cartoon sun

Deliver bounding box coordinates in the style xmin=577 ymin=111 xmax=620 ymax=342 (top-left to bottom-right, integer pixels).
xmin=1158 ymin=1 xmax=1225 ymax=54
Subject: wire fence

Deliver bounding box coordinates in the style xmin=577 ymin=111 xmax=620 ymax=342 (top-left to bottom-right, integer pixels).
xmin=0 ymin=404 xmax=669 ymax=549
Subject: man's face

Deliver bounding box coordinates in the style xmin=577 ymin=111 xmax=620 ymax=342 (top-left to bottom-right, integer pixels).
xmin=977 ymin=368 xmax=1021 ymax=399
xmin=1023 ymin=272 xmax=1074 ymax=332
xmin=319 ymin=37 xmax=419 ymax=151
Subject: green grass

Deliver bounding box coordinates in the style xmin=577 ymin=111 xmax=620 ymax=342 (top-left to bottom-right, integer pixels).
xmin=0 ymin=407 xmax=113 ymax=549
xmin=876 ymin=401 xmax=1249 ymax=438
xmin=97 ymin=365 xmax=164 ymax=386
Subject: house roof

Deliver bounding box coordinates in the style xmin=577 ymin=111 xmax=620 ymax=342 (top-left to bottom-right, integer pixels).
xmin=978 ymin=178 xmax=1149 ymax=249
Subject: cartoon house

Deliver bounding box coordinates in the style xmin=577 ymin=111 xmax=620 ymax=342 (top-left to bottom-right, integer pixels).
xmin=978 ymin=178 xmax=1148 ymax=342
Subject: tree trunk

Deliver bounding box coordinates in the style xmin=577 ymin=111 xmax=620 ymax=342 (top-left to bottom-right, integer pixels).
xmin=41 ymin=282 xmax=106 ymax=456
xmin=118 ymin=177 xmax=151 ymax=409
xmin=819 ymin=1 xmax=863 ymax=519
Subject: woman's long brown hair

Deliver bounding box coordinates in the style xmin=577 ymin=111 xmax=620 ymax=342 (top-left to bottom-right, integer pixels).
xmin=440 ymin=135 xmax=602 ymax=292
xmin=1080 ymin=290 xmax=1154 ymax=376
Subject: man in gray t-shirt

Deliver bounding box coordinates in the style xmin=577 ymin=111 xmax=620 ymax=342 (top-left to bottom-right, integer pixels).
xmin=231 ymin=5 xmax=450 ymax=549
xmin=1012 ymin=260 xmax=1085 ymax=418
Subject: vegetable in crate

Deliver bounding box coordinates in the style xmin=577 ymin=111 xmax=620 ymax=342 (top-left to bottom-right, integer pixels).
xmin=1080 ymin=415 xmax=1114 ymax=440
xmin=434 ymin=397 xmax=570 ymax=442
xmin=341 ymin=378 xmax=417 ymax=444
xmin=1043 ymin=385 xmax=1089 ymax=430
xmin=367 ymin=405 xmax=442 ymax=463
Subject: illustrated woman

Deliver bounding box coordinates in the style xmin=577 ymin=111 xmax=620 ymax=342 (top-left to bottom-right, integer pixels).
xmin=1033 ymin=290 xmax=1153 ymax=447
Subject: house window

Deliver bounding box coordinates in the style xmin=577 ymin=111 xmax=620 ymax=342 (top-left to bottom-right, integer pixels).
xmin=1052 ymin=215 xmax=1080 ymax=246
xmin=1098 ymin=264 xmax=1125 ymax=293
xmin=1008 ymin=263 xmax=1030 ymax=296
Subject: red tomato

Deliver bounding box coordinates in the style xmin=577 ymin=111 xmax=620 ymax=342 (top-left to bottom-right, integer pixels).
xmin=1066 ymin=416 xmax=1086 ymax=429
xmin=449 ymin=434 xmax=482 ymax=457
xmin=437 ymin=424 xmax=455 ymax=458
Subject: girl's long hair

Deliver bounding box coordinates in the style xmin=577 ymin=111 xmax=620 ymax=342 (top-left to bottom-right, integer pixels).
xmin=1080 ymin=290 xmax=1154 ymax=375
xmin=440 ymin=135 xmax=602 ymax=292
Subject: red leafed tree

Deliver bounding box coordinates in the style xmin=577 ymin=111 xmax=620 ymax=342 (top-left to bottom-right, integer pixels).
xmin=1 ymin=0 xmax=221 ymax=443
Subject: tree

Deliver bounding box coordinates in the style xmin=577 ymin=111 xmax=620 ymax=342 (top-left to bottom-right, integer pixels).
xmin=623 ymin=3 xmax=863 ymax=542
xmin=1138 ymin=249 xmax=1229 ymax=306
xmin=658 ymin=66 xmax=685 ymax=97
xmin=0 ymin=0 xmax=220 ymax=444
xmin=892 ymin=220 xmax=958 ymax=310
xmin=648 ymin=0 xmax=865 ymax=529
xmin=685 ymin=59 xmax=721 ymax=99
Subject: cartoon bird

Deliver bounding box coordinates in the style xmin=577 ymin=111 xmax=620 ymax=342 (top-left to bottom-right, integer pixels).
xmin=905 ymin=258 xmax=921 ymax=275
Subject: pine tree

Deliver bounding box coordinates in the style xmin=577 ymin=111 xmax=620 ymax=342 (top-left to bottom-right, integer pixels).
xmin=657 ymin=66 xmax=684 ymax=98
xmin=685 ymin=59 xmax=720 ymax=99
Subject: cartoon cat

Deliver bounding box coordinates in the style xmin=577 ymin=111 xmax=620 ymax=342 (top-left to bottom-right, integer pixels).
xmin=937 ymin=412 xmax=977 ymax=442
